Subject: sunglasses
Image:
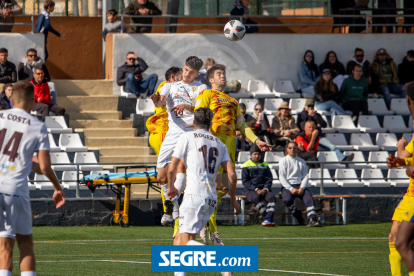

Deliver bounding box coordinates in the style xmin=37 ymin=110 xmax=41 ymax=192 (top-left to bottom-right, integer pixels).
xmin=35 ymin=73 xmax=44 ymax=76
xmin=288 ymin=147 xmax=298 ymax=149
xmin=255 ymin=109 xmax=262 ymax=111
xmin=307 ymin=105 xmax=314 ymax=108
xmin=28 ymin=55 xmax=37 ymax=58
xmin=355 ymin=55 xmax=364 ymax=58
xmin=306 ymin=54 xmax=313 ymax=57
xmin=127 ymin=58 xmax=136 ymax=61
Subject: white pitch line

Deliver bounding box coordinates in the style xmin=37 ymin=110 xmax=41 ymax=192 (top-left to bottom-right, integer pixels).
xmin=259 ymin=269 xmax=349 ymax=276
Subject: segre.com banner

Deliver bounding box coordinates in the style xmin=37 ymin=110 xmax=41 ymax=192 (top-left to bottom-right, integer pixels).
xmin=151 ymin=245 xmax=258 ymax=272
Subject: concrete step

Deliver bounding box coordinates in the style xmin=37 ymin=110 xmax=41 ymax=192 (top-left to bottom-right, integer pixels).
xmin=78 ymin=128 xmax=137 ymax=138
xmin=54 ymin=80 xmax=113 ymax=96
xmin=70 ymin=119 xmax=132 ymax=129
xmin=85 ymin=137 xmax=147 ymax=147
xmin=58 ymin=96 xmax=118 ymax=111
xmin=131 ymin=184 xmax=161 ymax=199
xmin=97 ymin=147 xmax=153 ymax=156
xmin=70 ymin=111 xmax=122 ymax=120
xmin=99 ymin=155 xmax=157 ymax=163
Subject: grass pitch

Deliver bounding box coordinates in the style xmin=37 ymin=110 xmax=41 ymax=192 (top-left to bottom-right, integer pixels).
xmin=13 ymin=223 xmax=397 ymax=275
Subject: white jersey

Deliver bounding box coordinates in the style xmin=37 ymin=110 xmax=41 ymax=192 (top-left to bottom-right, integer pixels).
xmin=0 ymin=108 xmax=50 ymax=196
xmin=160 ymin=80 xmax=207 ymax=132
xmin=172 ymin=129 xmax=231 ymax=199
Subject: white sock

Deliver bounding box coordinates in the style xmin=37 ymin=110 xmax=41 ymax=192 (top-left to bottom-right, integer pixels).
xmin=174 ymin=272 xmax=186 ymax=276
xmin=187 ymin=240 xmax=204 ymax=246
xmin=21 ymin=272 xmax=36 ymax=276
xmin=161 ymin=184 xmax=168 ymax=199
xmin=172 ymin=173 xmax=186 ymax=219
xmin=0 ymin=270 xmax=11 ymax=276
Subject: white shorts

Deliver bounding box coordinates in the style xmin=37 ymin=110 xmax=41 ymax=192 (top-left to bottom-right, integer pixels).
xmin=0 ymin=193 xmax=32 ymax=239
xmin=157 ymin=130 xmax=184 ymax=168
xmin=179 ymin=194 xmax=217 ymax=234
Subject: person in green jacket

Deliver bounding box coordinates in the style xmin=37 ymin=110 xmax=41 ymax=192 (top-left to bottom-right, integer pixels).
xmin=340 ymin=64 xmax=369 ymax=122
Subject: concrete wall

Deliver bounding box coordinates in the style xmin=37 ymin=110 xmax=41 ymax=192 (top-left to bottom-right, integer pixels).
xmin=111 ymin=33 xmax=413 ymax=95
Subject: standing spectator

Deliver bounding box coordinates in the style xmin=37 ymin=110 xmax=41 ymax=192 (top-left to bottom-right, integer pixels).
xmin=340 ymin=64 xmax=369 ymax=121
xmin=0 ymin=0 xmax=21 ymax=32
xmin=271 ymin=101 xmax=299 ymax=150
xmin=0 ymin=48 xmax=16 ymax=83
xmin=252 ymin=102 xmax=276 ymax=146
xmin=35 ymin=0 xmax=60 ymax=61
xmin=241 ymin=145 xmax=275 ymax=227
xmin=117 ymin=52 xmax=158 ymax=97
xmin=195 ymin=58 xmax=215 ymax=87
xmin=0 ymin=83 xmax=12 ymax=109
xmin=124 ymin=0 xmax=162 ymax=33
xmin=30 ymin=67 xmax=65 ymax=120
xmin=17 ymin=48 xmax=51 ymax=82
xmin=314 ymin=68 xmax=346 ymax=116
xmin=102 ymin=9 xmax=126 ymax=41
xmin=297 ymin=50 xmax=320 ymax=96
xmin=371 ymin=48 xmax=405 ymax=108
xmin=236 ymin=102 xmax=255 ymax=151
xmin=279 ymin=141 xmax=319 ymax=227
xmin=230 ymin=0 xmax=258 ymax=33
xmin=398 ymin=50 xmax=414 ymax=85
xmin=319 ymin=51 xmax=346 ymax=79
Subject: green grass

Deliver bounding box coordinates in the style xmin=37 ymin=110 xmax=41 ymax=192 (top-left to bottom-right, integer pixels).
xmin=10 ymin=223 xmax=401 ymax=275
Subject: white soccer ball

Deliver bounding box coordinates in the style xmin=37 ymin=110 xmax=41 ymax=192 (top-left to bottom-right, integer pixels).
xmin=223 ymin=20 xmax=246 ymax=42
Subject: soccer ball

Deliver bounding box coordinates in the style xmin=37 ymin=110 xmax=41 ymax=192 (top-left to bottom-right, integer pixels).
xmin=223 ymin=20 xmax=246 ymax=42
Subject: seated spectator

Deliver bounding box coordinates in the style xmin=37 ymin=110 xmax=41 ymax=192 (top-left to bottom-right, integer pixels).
xmin=102 ymin=9 xmax=126 ymax=41
xmin=117 ymin=52 xmax=158 ymax=97
xmin=236 ymin=102 xmax=255 ymax=151
xmin=319 ymin=51 xmax=346 ymax=79
xmin=271 ymin=101 xmax=299 ymax=150
xmin=0 ymin=48 xmax=16 ymax=83
xmin=30 ymin=67 xmax=65 ymax=120
xmin=295 ymin=121 xmax=320 ymax=169
xmin=278 ymin=141 xmax=319 ymax=227
xmin=124 ymin=0 xmax=162 ymax=33
xmin=35 ymin=0 xmax=60 ymax=61
xmin=297 ymin=50 xmax=319 ymax=96
xmin=195 ymin=58 xmax=215 ymax=87
xmin=398 ymin=50 xmax=414 ymax=85
xmin=230 ymin=0 xmax=258 ymax=33
xmin=0 ymin=0 xmax=22 ymax=32
xmin=0 ymin=83 xmax=12 ymax=109
xmin=371 ymin=48 xmax=405 ymax=108
xmin=18 ymin=48 xmax=50 ymax=82
xmin=340 ymin=64 xmax=369 ymax=121
xmin=252 ymin=102 xmax=276 ymax=146
xmin=241 ymin=145 xmax=275 ymax=227
xmin=314 ymin=68 xmax=346 ymax=116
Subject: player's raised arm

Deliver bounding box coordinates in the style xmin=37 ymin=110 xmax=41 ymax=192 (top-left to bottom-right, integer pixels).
xmin=223 ymin=160 xmax=241 ymax=215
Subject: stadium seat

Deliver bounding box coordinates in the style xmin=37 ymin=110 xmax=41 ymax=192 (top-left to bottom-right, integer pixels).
xmin=388 ymin=169 xmax=410 ymax=187
xmin=368 ymin=151 xmax=389 ymax=169
xmin=62 ymin=171 xmax=79 ymax=189
xmin=403 ymin=133 xmax=413 ymax=143
xmin=409 ymin=116 xmax=413 ymax=129
xmin=383 ymin=116 xmax=411 ymax=133
xmin=48 ymin=134 xmax=61 ymax=152
xmin=266 ymin=115 xmax=274 ymax=125
xmin=27 ymin=177 xmax=36 ymax=190
xmin=74 ymin=152 xmax=103 ymax=171
xmin=325 ymin=133 xmax=353 ymax=151
xmin=376 ymin=133 xmax=398 ymax=151
xmin=50 ymin=152 xmax=76 ymax=171
xmin=236 ymin=169 xmax=242 ymax=180
xmin=289 ymin=99 xmax=307 ymax=114
xmin=367 ymin=98 xmax=393 ymax=115
xmin=350 ymin=133 xmax=380 ymax=151
xmin=59 ymin=134 xmax=87 ymax=152
xmin=357 ymin=115 xmax=386 ymax=133
xmin=272 ymin=80 xmax=301 ymax=98
xmin=335 ymin=169 xmax=363 ymax=187
xmin=239 ymin=99 xmax=259 ymax=114
xmin=344 ymin=151 xmax=371 ymax=169
xmin=361 ymin=169 xmax=390 ymax=187
xmin=264 ymin=151 xmax=285 ymax=169
xmin=237 ymin=151 xmax=250 ymax=163
xmin=321 ymin=115 xmax=335 ymax=133
xmin=316 ymin=152 xmax=345 ymax=169
xmin=34 ymin=174 xmax=55 ymax=190
xmin=270 ymin=169 xmax=281 ymax=187
xmin=263 ymin=98 xmax=283 ymax=114
xmin=120 ymin=85 xmax=137 ymax=98
xmin=136 ymin=98 xmax=155 ymax=116
xmin=391 ymin=99 xmax=410 ymax=115
xmin=90 ymin=170 xmax=111 ymax=175
xmin=331 ymin=115 xmax=359 ymax=133
xmin=309 ymin=168 xmax=337 ymax=187
xmin=45 ymin=116 xmax=72 ymax=134
xmin=247 ymin=80 xmax=275 ymax=98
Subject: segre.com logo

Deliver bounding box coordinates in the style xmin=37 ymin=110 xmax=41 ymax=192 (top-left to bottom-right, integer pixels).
xmin=151 ymin=246 xmax=258 ymax=272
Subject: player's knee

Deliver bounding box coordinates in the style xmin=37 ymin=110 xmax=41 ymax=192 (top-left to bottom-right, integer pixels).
xmin=157 ymin=174 xmax=167 ymax=185
xmin=395 ymin=238 xmax=408 ymax=255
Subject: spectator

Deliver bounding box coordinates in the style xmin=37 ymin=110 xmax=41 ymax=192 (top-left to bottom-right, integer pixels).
xmin=241 ymin=145 xmax=275 ymax=227
xmin=371 ymin=48 xmax=405 ymax=108
xmin=271 ymin=101 xmax=299 ymax=150
xmin=17 ymin=48 xmax=50 ymax=82
xmin=230 ymin=0 xmax=258 ymax=33
xmin=398 ymin=50 xmax=414 ymax=85
xmin=252 ymin=102 xmax=277 ymax=146
xmin=0 ymin=83 xmax=12 ymax=109
xmin=236 ymin=102 xmax=255 ymax=151
xmin=124 ymin=0 xmax=162 ymax=33
xmin=195 ymin=58 xmax=215 ymax=87
xmin=30 ymin=67 xmax=65 ymax=120
xmin=314 ymin=68 xmax=346 ymax=116
xmin=103 ymin=9 xmax=126 ymax=41
xmin=341 ymin=64 xmax=369 ymax=121
xmin=297 ymin=50 xmax=319 ymax=96
xmin=0 ymin=0 xmax=22 ymax=32
xmin=319 ymin=51 xmax=346 ymax=79
xmin=0 ymin=48 xmax=16 ymax=83
xmin=278 ymin=141 xmax=319 ymax=227
xmin=35 ymin=0 xmax=60 ymax=61
xmin=116 ymin=51 xmax=158 ymax=97
xmin=295 ymin=121 xmax=320 ymax=169
xmin=297 ymin=98 xmax=326 ymax=134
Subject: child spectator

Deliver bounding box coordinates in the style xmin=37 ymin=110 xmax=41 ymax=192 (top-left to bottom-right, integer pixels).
xmin=0 ymin=83 xmax=12 ymax=109
xmin=102 ymin=9 xmax=126 ymax=41
xmin=35 ymin=0 xmax=60 ymax=61
xmin=314 ymin=68 xmax=346 ymax=116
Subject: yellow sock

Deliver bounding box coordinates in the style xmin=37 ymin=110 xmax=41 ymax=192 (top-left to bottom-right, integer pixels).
xmin=409 ymin=272 xmax=414 ymax=276
xmin=161 ymin=188 xmax=166 ymax=212
xmin=172 ymin=218 xmax=179 ymax=238
xmin=209 ymin=191 xmax=226 ymax=234
xmin=389 ymin=242 xmax=404 ymax=276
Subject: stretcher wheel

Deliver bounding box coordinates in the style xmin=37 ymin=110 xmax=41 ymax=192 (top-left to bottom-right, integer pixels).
xmin=119 ymin=216 xmax=129 ymax=228
xmin=110 ymin=216 xmax=117 ymax=226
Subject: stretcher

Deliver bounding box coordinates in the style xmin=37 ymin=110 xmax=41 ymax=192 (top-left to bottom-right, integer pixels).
xmin=81 ymin=165 xmax=160 ymax=227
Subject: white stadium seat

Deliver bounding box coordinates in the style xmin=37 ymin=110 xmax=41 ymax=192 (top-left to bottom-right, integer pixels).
xmin=272 ymin=80 xmax=301 ymax=98
xmin=59 ymin=134 xmax=87 ymax=152
xmin=247 ymin=80 xmax=275 ymax=98
xmin=357 ymin=115 xmax=386 ymax=133
xmin=48 ymin=134 xmax=61 ymax=152
xmin=74 ymin=152 xmax=103 ymax=171
xmin=376 ymin=133 xmax=398 ymax=151
xmin=62 ymin=171 xmax=79 ymax=189
xmin=316 ymin=152 xmax=345 ymax=169
xmin=239 ymin=99 xmax=259 ymax=114
xmin=388 ymin=169 xmax=409 ymax=187
xmin=236 ymin=169 xmax=242 ymax=180
xmin=362 ymin=169 xmax=390 ymax=187
xmin=409 ymin=116 xmax=413 ymax=129
xmin=237 ymin=151 xmax=250 ymax=163
xmin=266 ymin=115 xmax=275 ymax=125
xmin=50 ymin=152 xmax=76 ymax=171
xmin=321 ymin=115 xmax=335 ymax=133
xmin=289 ymin=98 xmax=307 ymax=114
xmin=45 ymin=116 xmax=72 ymax=134
xmin=403 ymin=133 xmax=413 ymax=143
xmin=264 ymin=151 xmax=285 ymax=169
xmin=344 ymin=151 xmax=370 ymax=169
xmin=263 ymin=98 xmax=284 ymax=114
xmin=391 ymin=99 xmax=410 ymax=115
xmin=136 ymin=98 xmax=155 ymax=116
xmin=90 ymin=170 xmax=110 ymax=175
xmin=335 ymin=169 xmax=363 ymax=187
xmin=383 ymin=116 xmax=411 ymax=133
xmin=350 ymin=133 xmax=380 ymax=151
xmin=368 ymin=151 xmax=389 ymax=169
xmin=332 ymin=115 xmax=359 ymax=133
xmin=367 ymin=98 xmax=393 ymax=115
xmin=325 ymin=133 xmax=353 ymax=151
xmin=270 ymin=169 xmax=281 ymax=187
xmin=34 ymin=174 xmax=55 ymax=190
xmin=120 ymin=85 xmax=137 ymax=98
xmin=309 ymin=168 xmax=337 ymax=187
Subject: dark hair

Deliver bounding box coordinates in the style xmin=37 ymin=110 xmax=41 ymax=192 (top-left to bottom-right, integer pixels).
xmin=107 ymin=9 xmax=118 ymax=16
xmin=239 ymin=103 xmax=246 ymax=109
xmin=11 ymin=80 xmax=34 ymax=104
xmin=26 ymin=48 xmax=37 ymax=55
xmin=408 ymin=50 xmax=414 ymax=57
xmin=194 ymin=108 xmax=213 ymax=130
xmin=314 ymin=73 xmax=337 ymax=94
xmin=165 ymin=67 xmax=181 ymax=81
xmin=44 ymin=0 xmax=55 ymax=9
xmin=2 ymin=83 xmax=12 ymax=92
xmin=285 ymin=140 xmax=297 ymax=152
xmin=185 ymin=56 xmax=203 ymax=71
xmin=303 ymin=50 xmax=319 ymax=78
xmin=324 ymin=51 xmax=339 ymax=65
xmin=206 ymin=64 xmax=226 ymax=84
xmin=352 ymin=64 xmax=363 ymax=71
xmin=406 ymin=82 xmax=414 ymax=102
xmin=355 ymin=48 xmax=364 ymax=54
xmin=126 ymin=51 xmax=135 ymax=57
xmin=0 ymin=48 xmax=8 ymax=54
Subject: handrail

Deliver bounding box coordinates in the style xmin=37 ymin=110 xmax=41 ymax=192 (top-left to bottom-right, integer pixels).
xmin=0 ymin=15 xmax=34 ymax=33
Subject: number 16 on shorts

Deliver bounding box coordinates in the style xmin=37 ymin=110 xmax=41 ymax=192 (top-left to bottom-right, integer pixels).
xmin=151 ymin=245 xmax=258 ymax=272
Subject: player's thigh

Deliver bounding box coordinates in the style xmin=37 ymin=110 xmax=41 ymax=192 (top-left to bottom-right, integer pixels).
xmin=389 ymin=220 xmax=402 ymax=242
xmin=392 ymin=196 xmax=410 ymax=227
xmin=11 ymin=195 xmax=33 ymax=237
xmin=179 ymin=195 xmax=212 ymax=234
xmin=0 ymin=237 xmax=15 ymax=255
xmin=157 ymin=131 xmax=181 ymax=169
xmin=395 ymin=221 xmax=414 ymax=251
xmin=0 ymin=194 xmax=16 ymax=240
xmin=217 ymin=135 xmax=236 ymax=174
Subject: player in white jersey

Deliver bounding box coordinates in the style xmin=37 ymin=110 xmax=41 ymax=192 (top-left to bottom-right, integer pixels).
xmin=168 ymin=108 xmax=241 ymax=276
xmin=0 ymin=81 xmax=65 ymax=276
xmin=150 ymin=56 xmax=207 ymax=225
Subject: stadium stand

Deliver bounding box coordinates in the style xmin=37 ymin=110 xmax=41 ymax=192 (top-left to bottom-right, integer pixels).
xmin=272 ymin=80 xmax=301 ymax=98
xmin=383 ymin=115 xmax=411 ymax=133
xmin=376 ymin=133 xmax=398 ymax=151
xmin=388 ymin=169 xmax=410 ymax=187
xmin=45 ymin=116 xmax=72 ymax=134
xmin=289 ymin=98 xmax=307 ymax=114
xmin=247 ymin=80 xmax=275 ymax=98
xmin=362 ymin=169 xmax=390 ymax=187
xmin=263 ymin=98 xmax=283 ymax=114
xmin=325 ymin=133 xmax=353 ymax=151
xmin=239 ymin=98 xmax=259 ymax=114
xmin=136 ymin=98 xmax=155 ymax=116
xmin=316 ymin=152 xmax=345 ymax=169
xmin=50 ymin=152 xmax=77 ymax=171
xmin=390 ymin=98 xmax=410 ymax=115
xmin=367 ymin=98 xmax=393 ymax=115
xmin=59 ymin=133 xmax=88 ymax=152
xmin=357 ymin=115 xmax=386 ymax=133
xmin=48 ymin=134 xmax=61 ymax=152
xmin=350 ymin=133 xmax=379 ymax=151
xmin=368 ymin=151 xmax=391 ymax=169
xmin=344 ymin=151 xmax=370 ymax=169
xmin=73 ymin=152 xmax=103 ymax=171
xmin=332 ymin=115 xmax=359 ymax=133
xmin=335 ymin=169 xmax=364 ymax=188
xmin=309 ymin=168 xmax=337 ymax=187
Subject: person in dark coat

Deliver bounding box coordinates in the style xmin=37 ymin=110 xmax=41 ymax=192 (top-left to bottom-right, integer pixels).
xmin=0 ymin=83 xmax=12 ymax=109
xmin=0 ymin=48 xmax=16 ymax=83
xmin=319 ymin=51 xmax=346 ymax=79
xmin=124 ymin=0 xmax=162 ymax=33
xmin=398 ymin=50 xmax=414 ymax=85
xmin=230 ymin=0 xmax=258 ymax=33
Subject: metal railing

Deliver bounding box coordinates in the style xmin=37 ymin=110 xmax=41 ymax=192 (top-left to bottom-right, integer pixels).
xmin=0 ymin=15 xmax=35 ymax=32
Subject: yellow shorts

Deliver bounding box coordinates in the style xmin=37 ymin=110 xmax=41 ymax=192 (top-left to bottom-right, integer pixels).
xmin=149 ymin=132 xmax=166 ymax=157
xmin=216 ymin=134 xmax=236 ymax=174
xmin=392 ymin=194 xmax=414 ymax=222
